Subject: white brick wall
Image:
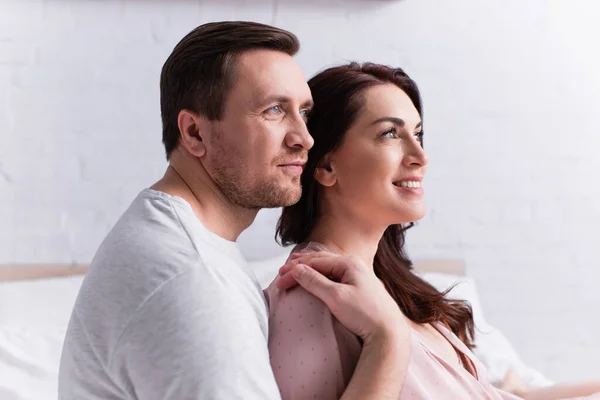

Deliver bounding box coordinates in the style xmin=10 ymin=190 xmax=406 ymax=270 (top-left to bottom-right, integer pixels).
xmin=1 ymin=0 xmax=599 ymax=382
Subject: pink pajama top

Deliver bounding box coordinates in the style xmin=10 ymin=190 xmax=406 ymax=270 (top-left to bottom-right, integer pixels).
xmin=265 ymin=243 xmax=598 ymax=400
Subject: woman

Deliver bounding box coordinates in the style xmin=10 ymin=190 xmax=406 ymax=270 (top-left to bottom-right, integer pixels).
xmin=265 ymin=62 xmax=600 ymax=400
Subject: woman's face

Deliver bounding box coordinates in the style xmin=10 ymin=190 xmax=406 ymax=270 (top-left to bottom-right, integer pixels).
xmin=320 ymin=83 xmax=428 ymax=226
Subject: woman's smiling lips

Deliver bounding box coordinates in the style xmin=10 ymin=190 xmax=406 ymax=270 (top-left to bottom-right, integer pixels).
xmin=393 ymin=176 xmax=424 ymax=196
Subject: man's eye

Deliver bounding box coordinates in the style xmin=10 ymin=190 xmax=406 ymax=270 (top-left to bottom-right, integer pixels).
xmin=300 ymin=108 xmax=311 ymax=121
xmin=266 ymin=105 xmax=282 ymax=114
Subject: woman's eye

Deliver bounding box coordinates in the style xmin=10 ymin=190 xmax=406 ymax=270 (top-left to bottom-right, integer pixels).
xmin=381 ymin=127 xmax=398 ymax=139
xmin=414 ymin=131 xmax=424 ymax=143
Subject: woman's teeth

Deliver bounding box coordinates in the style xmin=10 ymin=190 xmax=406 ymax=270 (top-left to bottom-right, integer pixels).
xmin=395 ymin=181 xmax=421 ymax=188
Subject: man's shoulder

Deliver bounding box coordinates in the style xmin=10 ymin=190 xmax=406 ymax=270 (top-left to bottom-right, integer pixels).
xmin=104 ymin=189 xmax=195 ymax=252
xmin=71 ymin=190 xmax=216 ymax=338
xmin=71 ymin=187 xmax=267 ymax=344
xmin=90 ymin=189 xmax=209 ymax=278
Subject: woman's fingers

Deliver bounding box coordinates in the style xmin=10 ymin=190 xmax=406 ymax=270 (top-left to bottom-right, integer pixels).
xmin=278 ymin=251 xmax=336 ymax=276
xmin=276 ymin=253 xmax=354 ymax=290
xmin=288 ymin=264 xmax=337 ymax=301
xmin=276 ymin=269 xmax=300 ymax=290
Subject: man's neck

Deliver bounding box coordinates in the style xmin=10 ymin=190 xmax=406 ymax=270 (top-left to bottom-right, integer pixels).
xmin=307 ymin=210 xmax=385 ymax=269
xmin=150 ymin=151 xmax=257 ymax=242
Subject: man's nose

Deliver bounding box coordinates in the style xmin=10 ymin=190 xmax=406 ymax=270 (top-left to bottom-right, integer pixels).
xmin=285 ymin=115 xmax=314 ymax=150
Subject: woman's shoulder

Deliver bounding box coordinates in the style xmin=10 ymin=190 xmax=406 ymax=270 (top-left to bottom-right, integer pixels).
xmin=263 ymin=241 xmax=335 ymax=313
xmin=265 ymin=277 xmax=362 ymax=386
xmin=265 ymin=278 xmax=331 ymax=319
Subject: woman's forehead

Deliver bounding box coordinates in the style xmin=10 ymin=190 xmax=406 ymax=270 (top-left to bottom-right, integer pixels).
xmin=357 ymin=85 xmax=421 ymax=128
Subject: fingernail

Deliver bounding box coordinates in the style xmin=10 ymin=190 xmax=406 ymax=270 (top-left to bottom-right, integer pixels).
xmin=292 ymin=264 xmax=307 ymax=278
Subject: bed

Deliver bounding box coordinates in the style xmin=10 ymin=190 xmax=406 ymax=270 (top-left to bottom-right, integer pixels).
xmin=0 ymin=258 xmax=552 ymax=400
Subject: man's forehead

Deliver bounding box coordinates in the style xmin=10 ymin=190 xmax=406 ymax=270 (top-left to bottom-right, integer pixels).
xmin=251 ymin=81 xmax=307 ymax=102
xmin=232 ymin=52 xmax=310 ymax=105
xmin=238 ymin=50 xmax=305 ymax=79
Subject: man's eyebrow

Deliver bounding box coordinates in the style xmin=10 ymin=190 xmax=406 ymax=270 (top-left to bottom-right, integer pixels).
xmin=370 ymin=117 xmax=422 ymax=130
xmin=259 ymin=95 xmax=291 ymax=105
xmin=302 ymin=99 xmax=314 ymax=108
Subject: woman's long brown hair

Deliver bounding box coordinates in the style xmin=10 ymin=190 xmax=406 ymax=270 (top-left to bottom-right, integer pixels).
xmin=277 ymin=62 xmax=475 ymax=348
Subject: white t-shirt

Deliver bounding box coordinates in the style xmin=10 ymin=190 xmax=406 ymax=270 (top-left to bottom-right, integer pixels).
xmin=58 ymin=189 xmax=282 ymax=399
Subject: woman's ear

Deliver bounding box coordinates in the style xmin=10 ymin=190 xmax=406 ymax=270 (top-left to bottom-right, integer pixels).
xmin=177 ymin=109 xmax=207 ymax=158
xmin=314 ymin=155 xmax=337 ymax=187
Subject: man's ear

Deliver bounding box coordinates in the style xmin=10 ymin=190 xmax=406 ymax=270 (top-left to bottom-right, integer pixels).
xmin=314 ymin=154 xmax=337 ymax=187
xmin=177 ymin=109 xmax=208 ymax=158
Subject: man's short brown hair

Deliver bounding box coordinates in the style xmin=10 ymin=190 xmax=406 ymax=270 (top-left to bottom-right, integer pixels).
xmin=160 ymin=21 xmax=300 ymax=159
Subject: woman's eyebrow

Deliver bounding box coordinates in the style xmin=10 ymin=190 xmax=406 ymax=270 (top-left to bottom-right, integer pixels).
xmin=370 ymin=116 xmax=405 ymax=127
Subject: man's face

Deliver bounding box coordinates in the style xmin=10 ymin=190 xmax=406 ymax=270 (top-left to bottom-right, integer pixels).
xmin=203 ymin=49 xmax=314 ymax=210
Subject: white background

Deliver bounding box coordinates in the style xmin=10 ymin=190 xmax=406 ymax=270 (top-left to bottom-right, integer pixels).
xmin=1 ymin=0 xmax=599 ymax=381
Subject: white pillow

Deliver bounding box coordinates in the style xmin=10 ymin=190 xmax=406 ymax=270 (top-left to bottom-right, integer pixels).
xmin=0 ymin=326 xmax=65 ymax=400
xmin=0 ymin=275 xmax=83 ymax=331
xmin=0 ymin=276 xmax=84 ymax=400
xmin=417 ymin=272 xmax=553 ymax=388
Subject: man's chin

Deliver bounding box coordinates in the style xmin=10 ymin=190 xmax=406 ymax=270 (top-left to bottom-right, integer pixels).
xmin=279 ymin=193 xmax=302 ymax=207
xmin=259 ymin=184 xmax=302 ymax=209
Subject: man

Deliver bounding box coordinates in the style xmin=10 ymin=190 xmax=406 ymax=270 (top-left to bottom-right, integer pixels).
xmin=59 ymin=21 xmax=409 ymax=399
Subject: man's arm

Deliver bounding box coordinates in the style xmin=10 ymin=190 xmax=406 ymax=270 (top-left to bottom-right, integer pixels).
xmin=341 ymin=327 xmax=408 ymax=400
xmin=109 ymin=270 xmax=281 ymax=400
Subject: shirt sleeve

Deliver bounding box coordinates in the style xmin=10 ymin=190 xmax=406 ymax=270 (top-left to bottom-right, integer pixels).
xmin=109 ymin=269 xmax=282 ymax=400
xmin=266 ymin=284 xmax=362 ymax=400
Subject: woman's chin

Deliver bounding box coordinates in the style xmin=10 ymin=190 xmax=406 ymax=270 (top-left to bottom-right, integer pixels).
xmin=391 ymin=206 xmax=427 ymax=225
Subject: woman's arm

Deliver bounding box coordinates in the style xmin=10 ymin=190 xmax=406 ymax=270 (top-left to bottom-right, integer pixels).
xmin=522 ymin=381 xmax=600 ymax=400
xmin=268 ymin=285 xmax=360 ymax=399
xmin=500 ymin=369 xmax=600 ymax=400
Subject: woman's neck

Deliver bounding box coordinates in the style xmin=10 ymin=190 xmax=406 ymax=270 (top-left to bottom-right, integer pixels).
xmin=307 ymin=213 xmax=386 ymax=269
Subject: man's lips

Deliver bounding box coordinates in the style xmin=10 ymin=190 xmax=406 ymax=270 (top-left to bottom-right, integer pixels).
xmin=278 ymin=160 xmax=306 ymax=174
